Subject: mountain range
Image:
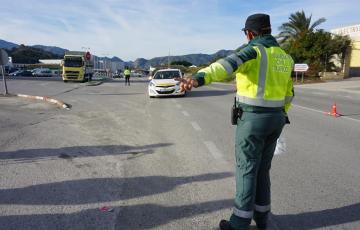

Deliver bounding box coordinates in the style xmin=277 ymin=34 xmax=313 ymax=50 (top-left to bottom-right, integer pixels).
xmin=0 ymin=39 xmax=236 ymax=68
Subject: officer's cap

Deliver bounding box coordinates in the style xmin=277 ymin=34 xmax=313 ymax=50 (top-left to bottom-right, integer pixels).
xmin=242 ymin=13 xmax=271 ymax=33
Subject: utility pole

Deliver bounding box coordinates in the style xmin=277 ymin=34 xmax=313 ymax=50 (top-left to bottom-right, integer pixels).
xmin=0 ymin=49 xmax=9 ymax=95
xmin=168 ymin=49 xmax=170 ymax=68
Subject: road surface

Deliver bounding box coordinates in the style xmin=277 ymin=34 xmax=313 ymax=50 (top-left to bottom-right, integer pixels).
xmin=0 ymin=76 xmax=359 ymax=230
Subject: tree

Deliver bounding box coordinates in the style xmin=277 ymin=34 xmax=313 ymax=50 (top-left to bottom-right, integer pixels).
xmin=286 ymin=30 xmax=350 ymax=75
xmin=170 ymin=60 xmax=193 ymax=67
xmin=278 ymin=10 xmax=326 ymax=45
xmin=7 ymin=45 xmax=61 ymax=64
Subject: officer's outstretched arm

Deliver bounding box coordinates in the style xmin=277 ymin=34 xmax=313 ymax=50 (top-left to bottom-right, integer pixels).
xmin=193 ymin=46 xmax=256 ymax=87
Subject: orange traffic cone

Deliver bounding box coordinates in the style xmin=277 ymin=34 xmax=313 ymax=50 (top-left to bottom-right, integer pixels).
xmin=327 ymin=103 xmax=341 ymax=117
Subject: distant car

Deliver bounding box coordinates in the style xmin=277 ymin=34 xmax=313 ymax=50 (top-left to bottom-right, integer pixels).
xmin=148 ymin=68 xmax=185 ymax=98
xmin=112 ymin=73 xmax=124 ymax=78
xmin=32 ymin=68 xmax=52 ymax=77
xmin=9 ymin=70 xmax=33 ymax=77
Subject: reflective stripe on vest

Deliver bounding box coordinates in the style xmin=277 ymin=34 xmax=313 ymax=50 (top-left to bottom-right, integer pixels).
xmin=236 ymin=95 xmax=286 ymax=107
xmin=217 ymin=59 xmax=233 ymax=75
xmin=256 ymin=45 xmax=268 ymax=99
xmin=216 ymin=53 xmax=244 ymax=75
xmin=233 ymin=207 xmax=253 ymax=219
xmin=254 ymin=204 xmax=271 ymax=213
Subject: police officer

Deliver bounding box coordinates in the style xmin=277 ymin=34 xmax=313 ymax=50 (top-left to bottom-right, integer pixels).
xmin=124 ymin=66 xmax=131 ymax=86
xmin=177 ymin=14 xmax=294 ymax=230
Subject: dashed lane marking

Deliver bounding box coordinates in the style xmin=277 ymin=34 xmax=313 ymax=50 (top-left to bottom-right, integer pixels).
xmin=190 ymin=121 xmax=202 ymax=131
xmin=203 ymin=141 xmax=223 ymax=160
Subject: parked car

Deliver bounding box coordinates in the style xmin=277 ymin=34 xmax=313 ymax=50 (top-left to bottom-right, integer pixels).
xmin=148 ymin=68 xmax=185 ymax=98
xmin=9 ymin=70 xmax=33 ymax=77
xmin=32 ymin=68 xmax=52 ymax=77
xmin=112 ymin=73 xmax=124 ymax=78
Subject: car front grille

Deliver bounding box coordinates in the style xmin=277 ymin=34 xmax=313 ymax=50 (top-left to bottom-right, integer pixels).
xmin=156 ymin=89 xmax=175 ymax=94
xmin=157 ymin=85 xmax=175 ymax=88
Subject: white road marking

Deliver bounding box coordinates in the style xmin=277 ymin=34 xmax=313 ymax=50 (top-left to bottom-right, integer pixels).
xmin=207 ymin=85 xmax=232 ymax=91
xmin=204 ymin=141 xmax=223 ymax=159
xmin=293 ymin=104 xmax=360 ymax=124
xmin=182 ymin=111 xmax=190 ymax=117
xmin=190 ymin=121 xmax=201 ymax=131
xmin=292 ymin=104 xmax=324 ymax=114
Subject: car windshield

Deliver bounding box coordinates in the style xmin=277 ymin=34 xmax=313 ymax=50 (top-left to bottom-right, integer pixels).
xmin=153 ymin=71 xmax=180 ymax=79
xmin=64 ymin=58 xmax=83 ymax=67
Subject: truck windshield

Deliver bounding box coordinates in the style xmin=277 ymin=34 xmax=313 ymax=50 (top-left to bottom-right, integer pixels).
xmin=64 ymin=58 xmax=83 ymax=67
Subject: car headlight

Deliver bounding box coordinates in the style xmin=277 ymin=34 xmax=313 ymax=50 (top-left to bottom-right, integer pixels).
xmin=149 ymin=82 xmax=156 ymax=87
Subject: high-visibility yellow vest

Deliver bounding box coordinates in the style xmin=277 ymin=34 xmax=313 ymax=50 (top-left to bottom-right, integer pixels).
xmin=196 ymin=44 xmax=294 ymax=112
xmin=235 ymin=45 xmax=294 ymax=110
xmin=124 ymin=69 xmax=131 ymax=75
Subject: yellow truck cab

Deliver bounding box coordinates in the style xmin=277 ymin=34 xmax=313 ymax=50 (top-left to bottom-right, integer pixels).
xmin=62 ymin=51 xmax=93 ymax=83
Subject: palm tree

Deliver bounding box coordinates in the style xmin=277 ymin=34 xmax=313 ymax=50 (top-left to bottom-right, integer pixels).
xmin=278 ymin=10 xmax=326 ymax=44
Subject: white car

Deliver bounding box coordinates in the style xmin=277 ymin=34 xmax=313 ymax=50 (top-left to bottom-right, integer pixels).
xmin=148 ymin=69 xmax=185 ymax=97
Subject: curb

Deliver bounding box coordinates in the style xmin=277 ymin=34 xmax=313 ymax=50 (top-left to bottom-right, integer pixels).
xmin=16 ymin=94 xmax=71 ymax=110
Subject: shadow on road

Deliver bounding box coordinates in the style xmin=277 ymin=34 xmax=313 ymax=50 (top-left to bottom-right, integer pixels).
xmin=0 ymin=143 xmax=172 ymax=163
xmin=0 ymin=199 xmax=234 ymax=230
xmin=0 ymin=172 xmax=232 ymax=205
xmin=271 ymin=202 xmax=360 ymax=229
xmin=115 ymin=199 xmax=234 ymax=229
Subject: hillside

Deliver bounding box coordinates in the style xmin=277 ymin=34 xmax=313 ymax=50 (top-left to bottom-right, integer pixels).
xmin=6 ymin=45 xmax=62 ymax=64
xmin=0 ymin=39 xmax=19 ymax=49
xmin=0 ymin=38 xmax=240 ymax=68
xmin=32 ymin=45 xmax=68 ymax=56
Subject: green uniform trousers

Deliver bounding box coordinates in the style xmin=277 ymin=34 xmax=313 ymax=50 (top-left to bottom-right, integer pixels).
xmin=229 ymin=110 xmax=286 ymax=230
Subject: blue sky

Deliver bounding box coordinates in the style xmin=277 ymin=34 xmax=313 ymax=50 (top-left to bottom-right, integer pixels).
xmin=1 ymin=0 xmax=359 ymax=60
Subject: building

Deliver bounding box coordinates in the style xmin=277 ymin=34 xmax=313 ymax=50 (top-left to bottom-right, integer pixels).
xmin=331 ymin=24 xmax=360 ymax=77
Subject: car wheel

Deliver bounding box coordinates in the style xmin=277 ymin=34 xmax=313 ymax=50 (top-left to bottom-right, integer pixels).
xmin=63 ymin=80 xmax=68 ymax=83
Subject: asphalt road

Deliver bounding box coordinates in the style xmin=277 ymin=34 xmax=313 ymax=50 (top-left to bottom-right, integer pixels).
xmin=0 ymin=76 xmax=359 ymax=230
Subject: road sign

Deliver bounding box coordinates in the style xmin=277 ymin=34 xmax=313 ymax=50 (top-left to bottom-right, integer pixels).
xmin=294 ymin=63 xmax=309 ymax=72
xmin=0 ymin=49 xmax=9 ymax=65
xmin=85 ymin=52 xmax=91 ymax=61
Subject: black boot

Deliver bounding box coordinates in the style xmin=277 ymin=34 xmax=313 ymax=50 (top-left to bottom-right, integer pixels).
xmin=255 ymin=222 xmax=267 ymax=230
xmin=219 ymin=220 xmax=235 ymax=230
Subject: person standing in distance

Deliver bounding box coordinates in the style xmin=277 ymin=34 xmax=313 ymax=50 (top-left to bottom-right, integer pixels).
xmin=177 ymin=13 xmax=294 ymax=230
xmin=124 ymin=66 xmax=131 ymax=86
